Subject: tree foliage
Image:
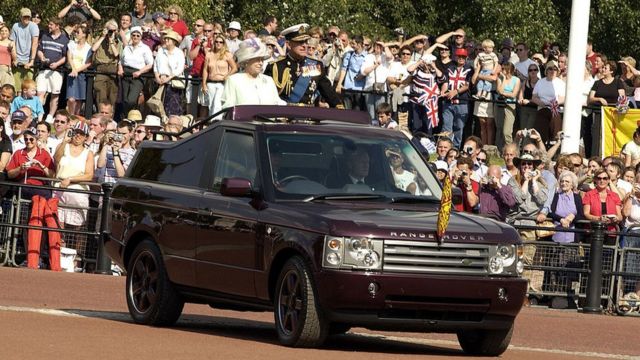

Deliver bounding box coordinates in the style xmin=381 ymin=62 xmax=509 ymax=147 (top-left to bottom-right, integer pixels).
xmin=0 ymin=0 xmax=636 ymax=60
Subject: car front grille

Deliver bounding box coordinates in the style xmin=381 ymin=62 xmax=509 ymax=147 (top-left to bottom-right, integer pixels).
xmin=383 ymin=240 xmax=490 ymax=275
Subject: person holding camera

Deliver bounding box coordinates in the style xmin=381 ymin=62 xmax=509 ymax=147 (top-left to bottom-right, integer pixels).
xmin=97 ymin=120 xmax=135 ymax=184
xmin=452 ymin=156 xmax=479 ymax=213
xmin=6 ymin=126 xmax=55 ymax=197
xmin=583 ymin=168 xmax=622 ymax=243
xmin=58 ymin=0 xmax=101 ymax=23
xmin=91 ymin=19 xmax=120 ymax=109
xmin=479 ymin=164 xmax=516 ymax=221
xmin=506 ymin=153 xmax=549 ymax=223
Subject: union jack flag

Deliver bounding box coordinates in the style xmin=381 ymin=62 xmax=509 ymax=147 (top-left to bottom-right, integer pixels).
xmin=550 ymin=99 xmax=560 ymax=118
xmin=447 ymin=66 xmax=471 ymax=104
xmin=617 ymin=95 xmax=629 ymax=114
xmin=411 ymin=72 xmax=440 ymax=128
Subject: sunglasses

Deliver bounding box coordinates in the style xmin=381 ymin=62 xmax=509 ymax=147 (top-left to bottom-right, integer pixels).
xmin=521 ymin=161 xmax=535 ymax=166
xmin=54 ymin=120 xmax=67 ymax=124
xmin=168 ymin=12 xmax=178 ymax=15
xmin=214 ymin=40 xmax=224 ymax=44
xmin=528 ymin=68 xmax=538 ymax=72
xmin=401 ymin=52 xmax=411 ymax=56
xmin=213 ymin=32 xmax=221 ymax=36
xmin=572 ymin=163 xmax=582 ymax=167
xmin=204 ymin=29 xmax=213 ymax=33
xmin=478 ymin=158 xmax=487 ymax=163
xmin=135 ymin=130 xmax=146 ymax=134
xmin=363 ymin=43 xmax=371 ymax=47
xmin=131 ymin=34 xmax=141 ymax=38
xmin=596 ymin=176 xmax=610 ymax=181
xmin=24 ymin=137 xmax=36 ymax=143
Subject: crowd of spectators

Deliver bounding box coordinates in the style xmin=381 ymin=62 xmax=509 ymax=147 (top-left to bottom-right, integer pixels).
xmin=0 ymin=2 xmax=638 ymax=297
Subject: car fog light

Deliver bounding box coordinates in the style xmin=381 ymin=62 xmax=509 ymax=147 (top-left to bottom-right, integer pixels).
xmin=516 ymin=260 xmax=524 ymax=274
xmin=368 ymin=282 xmax=379 ymax=297
xmin=327 ymin=252 xmax=341 ymax=265
xmin=497 ymin=287 xmax=508 ymax=302
xmin=488 ymin=256 xmax=504 ymax=274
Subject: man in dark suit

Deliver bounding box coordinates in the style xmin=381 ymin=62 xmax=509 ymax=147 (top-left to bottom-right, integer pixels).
xmin=326 ymin=146 xmax=373 ymax=189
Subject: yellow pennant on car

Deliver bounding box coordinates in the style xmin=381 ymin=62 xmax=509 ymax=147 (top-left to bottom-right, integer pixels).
xmin=436 ymin=174 xmax=452 ymax=244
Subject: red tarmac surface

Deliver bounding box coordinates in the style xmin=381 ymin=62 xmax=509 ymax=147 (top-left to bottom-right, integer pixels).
xmin=0 ymin=267 xmax=638 ymax=359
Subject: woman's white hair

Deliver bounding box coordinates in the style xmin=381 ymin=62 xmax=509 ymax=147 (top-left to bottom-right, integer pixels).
xmin=558 ymin=170 xmax=578 ymax=190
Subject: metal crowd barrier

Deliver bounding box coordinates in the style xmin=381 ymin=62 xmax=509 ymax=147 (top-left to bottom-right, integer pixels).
xmin=0 ymin=180 xmax=113 ymax=274
xmin=513 ymin=219 xmax=640 ymax=315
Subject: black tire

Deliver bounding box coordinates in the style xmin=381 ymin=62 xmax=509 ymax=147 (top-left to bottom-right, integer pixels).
xmin=274 ymin=256 xmax=328 ymax=347
xmin=126 ymin=239 xmax=184 ymax=326
xmin=329 ymin=323 xmax=351 ymax=336
xmin=457 ymin=322 xmax=514 ymax=356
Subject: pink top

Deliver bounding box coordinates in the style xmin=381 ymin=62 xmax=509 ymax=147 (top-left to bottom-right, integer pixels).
xmin=0 ymin=43 xmax=12 ymax=66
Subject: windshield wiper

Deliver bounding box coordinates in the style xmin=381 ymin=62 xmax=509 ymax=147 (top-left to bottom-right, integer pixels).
xmin=303 ymin=193 xmax=387 ymax=202
xmin=389 ymin=196 xmax=441 ymax=204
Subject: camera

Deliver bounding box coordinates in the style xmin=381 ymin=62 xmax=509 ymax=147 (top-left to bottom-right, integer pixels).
xmin=461 ymin=170 xmax=468 ymax=177
xmin=107 ymin=28 xmax=115 ymax=37
xmin=463 ymin=146 xmax=474 ymax=155
xmin=24 ymin=161 xmax=33 ymax=167
xmin=113 ymin=133 xmax=124 ymax=143
xmin=522 ymin=128 xmax=531 ymax=137
xmin=67 ymin=129 xmax=73 ymax=137
xmin=528 ymin=170 xmax=539 ymax=177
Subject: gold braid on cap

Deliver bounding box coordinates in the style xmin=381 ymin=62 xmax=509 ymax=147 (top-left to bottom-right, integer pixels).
xmin=272 ymin=63 xmax=292 ymax=96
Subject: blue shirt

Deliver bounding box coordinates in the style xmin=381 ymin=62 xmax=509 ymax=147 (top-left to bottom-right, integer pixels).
xmin=11 ymin=96 xmax=44 ymax=120
xmin=341 ymin=50 xmax=367 ymax=90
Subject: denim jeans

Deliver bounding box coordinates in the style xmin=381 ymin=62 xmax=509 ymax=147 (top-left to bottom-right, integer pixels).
xmin=441 ymin=102 xmax=469 ymax=148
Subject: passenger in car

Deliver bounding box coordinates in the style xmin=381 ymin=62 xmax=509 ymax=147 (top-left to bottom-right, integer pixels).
xmin=386 ymin=146 xmax=417 ymax=194
xmin=325 ymin=146 xmax=374 ymax=189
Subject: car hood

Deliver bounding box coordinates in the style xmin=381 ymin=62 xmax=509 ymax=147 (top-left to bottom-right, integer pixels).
xmin=267 ymin=202 xmax=520 ymax=245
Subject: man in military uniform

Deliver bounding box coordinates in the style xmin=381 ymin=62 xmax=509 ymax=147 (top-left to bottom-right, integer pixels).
xmin=264 ymin=23 xmax=342 ymax=107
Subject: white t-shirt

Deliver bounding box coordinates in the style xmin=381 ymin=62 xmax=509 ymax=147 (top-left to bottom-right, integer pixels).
xmin=361 ymin=53 xmax=390 ymax=91
xmin=532 ymin=77 xmax=566 ymax=109
xmin=391 ymin=168 xmax=417 ymax=193
xmin=515 ymin=58 xmax=537 ymax=80
xmin=617 ymin=179 xmax=633 ymax=195
xmin=221 ymin=73 xmax=285 ymax=108
xmin=622 ymin=140 xmax=640 ymax=165
xmin=624 ymin=197 xmax=640 ymax=229
xmin=387 ymin=60 xmax=414 ymax=95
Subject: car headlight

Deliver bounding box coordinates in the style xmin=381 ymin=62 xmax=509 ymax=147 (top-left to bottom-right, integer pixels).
xmin=323 ymin=236 xmax=383 ymax=270
xmin=488 ymin=245 xmax=520 ymax=275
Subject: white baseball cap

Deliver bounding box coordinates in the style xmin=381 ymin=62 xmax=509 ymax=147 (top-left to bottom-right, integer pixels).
xmin=228 ymin=21 xmax=241 ymax=31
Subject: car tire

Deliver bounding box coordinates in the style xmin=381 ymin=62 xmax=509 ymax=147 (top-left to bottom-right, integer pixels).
xmin=457 ymin=322 xmax=514 ymax=356
xmin=126 ymin=239 xmax=184 ymax=326
xmin=274 ymin=256 xmax=328 ymax=347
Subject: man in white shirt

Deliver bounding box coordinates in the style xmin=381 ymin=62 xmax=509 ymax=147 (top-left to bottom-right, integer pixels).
xmin=361 ymin=41 xmax=393 ymax=122
xmin=47 ymin=109 xmax=71 ymax=154
xmin=514 ymin=42 xmax=538 ymax=81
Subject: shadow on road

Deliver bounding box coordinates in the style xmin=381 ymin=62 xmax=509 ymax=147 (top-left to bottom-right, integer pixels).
xmin=62 ymin=308 xmax=464 ymax=356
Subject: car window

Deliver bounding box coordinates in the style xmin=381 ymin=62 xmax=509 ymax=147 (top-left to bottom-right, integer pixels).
xmin=212 ymin=131 xmax=257 ymax=191
xmin=266 ymin=134 xmax=441 ymax=199
xmin=129 ymin=134 xmax=211 ymax=187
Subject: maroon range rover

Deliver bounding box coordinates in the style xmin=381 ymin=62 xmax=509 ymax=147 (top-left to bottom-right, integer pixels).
xmin=104 ymin=105 xmax=526 ymax=356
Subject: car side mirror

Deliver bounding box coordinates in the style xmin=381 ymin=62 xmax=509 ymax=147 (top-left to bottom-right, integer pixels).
xmin=451 ymin=187 xmax=463 ymax=206
xmin=221 ymin=177 xmax=253 ymax=197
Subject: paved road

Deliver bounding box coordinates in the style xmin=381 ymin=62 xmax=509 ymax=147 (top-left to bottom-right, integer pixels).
xmin=0 ymin=267 xmax=638 ymax=360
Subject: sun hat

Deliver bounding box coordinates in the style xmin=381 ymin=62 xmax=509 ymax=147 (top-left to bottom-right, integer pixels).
xmin=163 ymin=29 xmax=182 ymax=44
xmin=434 ymin=160 xmax=449 ymax=172
xmin=513 ymin=153 xmax=542 ymax=167
xmin=235 ymin=38 xmax=270 ymax=64
xmin=130 ymin=26 xmax=143 ymax=35
xmin=143 ymin=115 xmax=162 ymax=128
xmin=545 ymin=60 xmax=559 ymax=70
xmin=227 ymin=21 xmax=241 ymax=32
xmin=126 ymin=110 xmax=143 ymax=122
xmin=19 ymin=8 xmax=31 ymax=18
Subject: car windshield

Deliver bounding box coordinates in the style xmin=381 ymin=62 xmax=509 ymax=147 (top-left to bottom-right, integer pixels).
xmin=266 ymin=133 xmax=442 ymax=201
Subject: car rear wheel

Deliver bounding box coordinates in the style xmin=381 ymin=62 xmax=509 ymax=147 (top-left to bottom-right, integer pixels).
xmin=274 ymin=256 xmax=328 ymax=347
xmin=126 ymin=239 xmax=184 ymax=326
xmin=457 ymin=322 xmax=514 ymax=356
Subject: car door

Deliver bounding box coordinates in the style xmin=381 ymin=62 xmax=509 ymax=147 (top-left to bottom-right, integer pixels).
xmin=196 ymin=129 xmax=259 ymax=297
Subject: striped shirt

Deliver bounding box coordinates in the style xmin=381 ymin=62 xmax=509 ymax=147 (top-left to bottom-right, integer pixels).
xmin=38 ymin=31 xmax=69 ymax=63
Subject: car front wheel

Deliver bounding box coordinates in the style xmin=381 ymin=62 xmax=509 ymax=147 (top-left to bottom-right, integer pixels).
xmin=274 ymin=256 xmax=328 ymax=347
xmin=126 ymin=239 xmax=184 ymax=326
xmin=457 ymin=322 xmax=514 ymax=356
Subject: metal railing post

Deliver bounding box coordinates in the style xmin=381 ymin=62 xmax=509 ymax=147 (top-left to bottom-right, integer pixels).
xmin=583 ymin=220 xmax=605 ymax=314
xmin=95 ymin=182 xmax=113 ymax=274
xmin=85 ymin=71 xmax=95 ymax=119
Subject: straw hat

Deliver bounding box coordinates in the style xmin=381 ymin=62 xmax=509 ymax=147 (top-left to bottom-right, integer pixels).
xmin=163 ymin=29 xmax=182 ymax=44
